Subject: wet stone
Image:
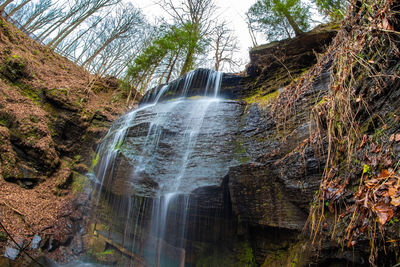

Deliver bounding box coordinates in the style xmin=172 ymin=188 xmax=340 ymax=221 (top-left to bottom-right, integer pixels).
xmin=98 ymin=98 xmax=244 ymax=197
xmin=4 ymin=246 xmax=19 ymax=260
xmin=31 ymin=235 xmax=41 ymax=249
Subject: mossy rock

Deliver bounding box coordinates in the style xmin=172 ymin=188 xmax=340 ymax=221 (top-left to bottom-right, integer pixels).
xmin=236 ymin=241 xmax=257 ymax=267
xmin=261 ymin=240 xmax=311 ymax=267
xmin=88 ymin=235 xmax=107 ymax=254
xmin=0 ymin=55 xmax=31 ymax=82
xmin=71 ymin=171 xmax=89 ymax=195
xmin=243 ymin=90 xmax=280 ymax=109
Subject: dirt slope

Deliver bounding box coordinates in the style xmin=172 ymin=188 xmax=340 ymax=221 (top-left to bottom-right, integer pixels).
xmin=0 ymin=16 xmax=139 ymax=264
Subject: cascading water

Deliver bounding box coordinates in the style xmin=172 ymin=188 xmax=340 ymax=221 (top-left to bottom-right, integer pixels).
xmin=85 ymin=69 xmax=243 ymax=267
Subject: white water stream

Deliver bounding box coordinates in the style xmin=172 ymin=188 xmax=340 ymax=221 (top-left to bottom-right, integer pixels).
xmin=89 ymin=70 xmax=224 ymax=267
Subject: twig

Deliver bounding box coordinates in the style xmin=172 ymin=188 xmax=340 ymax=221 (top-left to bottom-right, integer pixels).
xmin=1 ymin=201 xmax=25 ymax=217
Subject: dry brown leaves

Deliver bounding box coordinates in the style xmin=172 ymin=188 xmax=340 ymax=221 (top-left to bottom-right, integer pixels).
xmin=353 ymin=168 xmax=399 ymax=225
xmin=0 ymin=175 xmax=73 ymax=247
xmin=323 ymin=130 xmax=400 ymax=250
xmin=0 ymin=17 xmax=127 ymax=261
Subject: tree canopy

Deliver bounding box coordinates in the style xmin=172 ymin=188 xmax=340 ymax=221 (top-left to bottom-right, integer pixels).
xmin=247 ymin=0 xmax=311 ymax=41
xmin=126 ymin=23 xmax=201 ymax=93
xmin=314 ymin=0 xmax=348 ymax=21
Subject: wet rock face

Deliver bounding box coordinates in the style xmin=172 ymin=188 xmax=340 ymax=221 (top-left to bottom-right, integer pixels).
xmin=241 ymin=25 xmax=337 ymax=99
xmin=248 ymin=28 xmax=337 ymax=74
xmin=140 ymin=69 xmax=245 ymax=104
xmin=228 ymin=163 xmax=308 ymax=230
xmin=223 ymin=67 xmax=330 ymax=264
xmin=94 ymin=64 xmax=331 ymax=265
xmin=98 ymin=99 xmax=245 ymax=197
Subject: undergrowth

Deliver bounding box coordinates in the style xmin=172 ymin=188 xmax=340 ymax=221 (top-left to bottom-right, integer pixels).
xmin=273 ymin=0 xmax=400 ymax=265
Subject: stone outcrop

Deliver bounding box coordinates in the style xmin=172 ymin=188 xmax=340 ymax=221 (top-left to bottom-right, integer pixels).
xmin=224 ymin=68 xmax=330 ymax=265
xmin=97 ymin=99 xmax=245 ymax=197
xmin=90 ymin=25 xmax=339 ymax=267
xmin=246 ymin=24 xmax=338 ymax=96
xmin=140 ymin=68 xmax=246 ymax=104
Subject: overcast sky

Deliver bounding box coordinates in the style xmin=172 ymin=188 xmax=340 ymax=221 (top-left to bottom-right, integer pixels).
xmin=130 ymin=0 xmax=262 ymax=69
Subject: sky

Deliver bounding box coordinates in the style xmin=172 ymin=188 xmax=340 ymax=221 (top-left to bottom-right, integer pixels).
xmin=130 ymin=0 xmax=262 ymax=69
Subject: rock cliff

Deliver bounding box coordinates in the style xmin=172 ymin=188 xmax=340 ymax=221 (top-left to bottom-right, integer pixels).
xmin=89 ymin=23 xmax=338 ymax=266
xmin=226 ymin=0 xmax=400 ymax=265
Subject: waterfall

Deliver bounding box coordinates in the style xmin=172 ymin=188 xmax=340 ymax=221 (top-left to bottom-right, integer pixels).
xmin=85 ymin=69 xmax=241 ymax=267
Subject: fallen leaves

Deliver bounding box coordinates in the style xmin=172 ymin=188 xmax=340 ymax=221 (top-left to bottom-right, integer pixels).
xmin=321 ymin=177 xmax=349 ymax=201
xmin=360 ymin=134 xmax=368 ymax=148
xmin=381 ymin=18 xmax=394 ymax=31
xmin=378 ymin=168 xmax=392 ymax=179
xmin=374 ymin=203 xmax=394 ymax=225
xmin=365 ymin=178 xmax=379 ymax=188
xmin=347 ymin=168 xmax=400 ymax=226
xmin=390 ymin=196 xmax=400 ymax=207
xmin=389 ymin=133 xmax=400 ymax=142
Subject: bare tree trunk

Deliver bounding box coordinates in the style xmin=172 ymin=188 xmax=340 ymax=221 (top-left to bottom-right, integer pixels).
xmin=82 ymin=35 xmax=118 ymax=66
xmin=48 ymin=0 xmax=121 ymax=49
xmin=0 ymin=0 xmax=14 ymax=16
xmin=38 ymin=0 xmax=86 ymax=42
xmin=158 ymin=53 xmax=175 ymax=85
xmin=166 ymin=50 xmax=180 ymax=83
xmin=6 ymin=0 xmax=31 ymax=19
xmin=38 ymin=17 xmax=67 ymax=41
xmin=283 ymin=21 xmax=292 ymax=38
xmin=281 ymin=9 xmax=302 ymax=36
xmin=141 ymin=64 xmax=158 ymax=94
xmin=94 ymin=56 xmax=109 ymax=76
xmin=60 ymin=16 xmax=104 ymax=54
xmin=246 ymin=13 xmax=258 ymax=47
xmin=48 ymin=11 xmax=96 ymax=49
xmin=25 ymin=8 xmax=61 ymax=34
xmin=22 ymin=10 xmax=40 ymax=28
xmin=180 ymin=46 xmax=195 ymax=76
xmin=214 ymin=40 xmax=220 ymax=71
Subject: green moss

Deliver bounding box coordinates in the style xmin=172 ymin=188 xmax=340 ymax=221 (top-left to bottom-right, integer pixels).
xmin=0 ymin=117 xmax=9 ymax=127
xmin=91 ymin=153 xmax=100 ymax=171
xmin=73 ymin=99 xmax=83 ymax=109
xmin=0 ymin=19 xmax=14 ymax=41
xmin=256 ymin=136 xmax=266 ymax=143
xmin=0 ymin=55 xmax=28 ymax=82
xmin=13 ymin=82 xmax=41 ymax=104
xmin=237 ymin=241 xmax=256 ymax=267
xmin=373 ymin=127 xmax=385 ymax=141
xmin=71 ymin=172 xmax=88 ymax=195
xmin=244 ymin=90 xmax=280 ymax=108
xmin=234 ymin=142 xmax=245 ymax=154
xmin=315 ymin=96 xmax=327 ymax=107
xmin=29 ymin=115 xmax=38 ymax=123
xmin=114 ymin=140 xmax=124 ymax=151
xmin=97 ymin=249 xmax=114 ymax=256
xmin=73 ymin=154 xmax=81 ymax=163
xmin=363 ymin=164 xmax=371 ymax=175
xmin=195 ymin=244 xmax=237 ymax=267
xmin=49 ymin=87 xmax=70 ymax=97
xmin=233 ymin=138 xmax=251 ymax=164
xmin=261 ymin=240 xmax=311 ymax=267
xmin=239 ymin=156 xmax=251 ymax=164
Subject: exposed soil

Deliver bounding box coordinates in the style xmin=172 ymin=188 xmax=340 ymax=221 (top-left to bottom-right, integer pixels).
xmin=0 ymin=16 xmax=140 ymax=264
